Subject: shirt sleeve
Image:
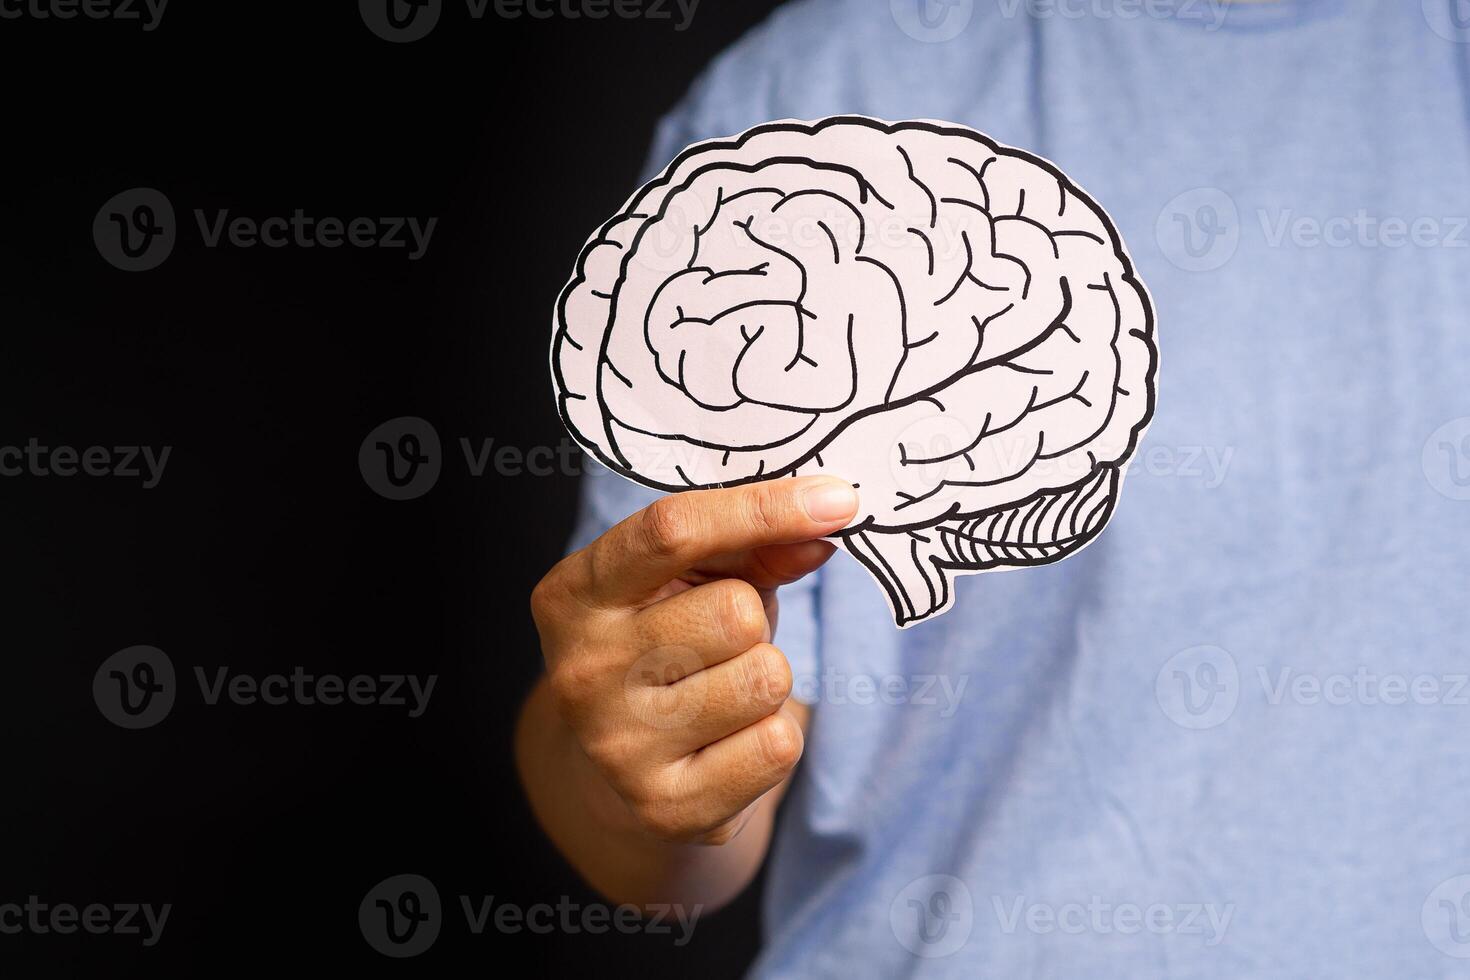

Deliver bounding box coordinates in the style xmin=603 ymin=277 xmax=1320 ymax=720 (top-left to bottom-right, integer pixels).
xmin=560 ymin=43 xmax=828 ymax=695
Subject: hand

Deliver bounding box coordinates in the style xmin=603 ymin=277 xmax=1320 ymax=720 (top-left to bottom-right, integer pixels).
xmin=529 ymin=476 xmax=858 ymax=845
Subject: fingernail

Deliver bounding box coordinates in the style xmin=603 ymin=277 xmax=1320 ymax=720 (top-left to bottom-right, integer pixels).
xmin=802 ymin=480 xmax=858 ymax=523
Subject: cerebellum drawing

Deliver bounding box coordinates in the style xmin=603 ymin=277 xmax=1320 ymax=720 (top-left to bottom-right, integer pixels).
xmin=552 ymin=117 xmax=1157 ymax=627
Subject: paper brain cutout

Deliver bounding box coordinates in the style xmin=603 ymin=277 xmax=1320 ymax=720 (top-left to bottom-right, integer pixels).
xmin=552 ymin=117 xmax=1157 ymax=627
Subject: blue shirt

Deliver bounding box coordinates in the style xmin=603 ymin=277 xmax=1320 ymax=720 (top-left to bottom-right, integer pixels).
xmin=567 ymin=1 xmax=1470 ymax=975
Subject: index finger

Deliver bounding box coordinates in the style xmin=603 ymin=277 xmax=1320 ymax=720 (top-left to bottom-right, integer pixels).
xmin=580 ymin=476 xmax=859 ymax=607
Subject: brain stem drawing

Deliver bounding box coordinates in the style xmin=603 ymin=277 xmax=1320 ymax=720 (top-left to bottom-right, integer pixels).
xmin=552 ymin=117 xmax=1157 ymax=628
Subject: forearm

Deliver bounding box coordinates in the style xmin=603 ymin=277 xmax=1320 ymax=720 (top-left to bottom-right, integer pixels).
xmin=515 ymin=675 xmax=798 ymax=911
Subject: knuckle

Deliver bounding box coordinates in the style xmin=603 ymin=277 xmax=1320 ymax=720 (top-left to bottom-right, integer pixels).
xmin=755 ymin=713 xmax=804 ymax=773
xmin=535 ymin=552 xmax=598 ymax=619
xmin=583 ymin=730 xmax=635 ymax=776
xmin=745 ymin=644 xmax=793 ymax=705
xmin=641 ymin=497 xmax=691 ymax=560
xmin=745 ymin=483 xmax=786 ymax=538
xmin=632 ymin=796 xmax=692 ymax=842
xmin=636 ymin=649 xmax=698 ymax=689
xmin=529 ymin=571 xmax=561 ymax=626
xmin=547 ymin=655 xmax=600 ymax=714
xmin=699 ymin=821 xmax=739 ymax=847
xmin=714 ymin=580 xmax=767 ymax=648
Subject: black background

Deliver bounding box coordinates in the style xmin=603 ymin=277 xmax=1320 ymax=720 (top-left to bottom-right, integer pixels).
xmin=4 ymin=0 xmax=786 ymax=973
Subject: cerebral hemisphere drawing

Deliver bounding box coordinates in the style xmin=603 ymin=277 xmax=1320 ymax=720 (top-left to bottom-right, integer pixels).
xmin=552 ymin=117 xmax=1158 ymax=627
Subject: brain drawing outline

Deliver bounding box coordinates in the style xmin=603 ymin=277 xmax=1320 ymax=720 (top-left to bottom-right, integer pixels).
xmin=552 ymin=117 xmax=1158 ymax=627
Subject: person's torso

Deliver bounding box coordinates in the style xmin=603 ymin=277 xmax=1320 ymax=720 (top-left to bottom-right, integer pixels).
xmin=734 ymin=2 xmax=1470 ymax=976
